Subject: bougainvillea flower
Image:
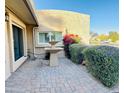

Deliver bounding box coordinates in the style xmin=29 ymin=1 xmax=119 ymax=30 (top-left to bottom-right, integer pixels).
xmin=63 ymin=34 xmax=81 ymax=45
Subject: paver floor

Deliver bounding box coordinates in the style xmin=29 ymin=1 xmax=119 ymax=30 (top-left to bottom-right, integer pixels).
xmin=6 ymin=57 xmax=118 ymax=93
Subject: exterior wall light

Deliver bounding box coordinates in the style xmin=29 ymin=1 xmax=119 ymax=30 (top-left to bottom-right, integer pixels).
xmin=5 ymin=12 xmax=9 ymax=22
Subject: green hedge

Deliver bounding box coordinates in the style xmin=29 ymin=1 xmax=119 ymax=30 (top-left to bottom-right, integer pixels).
xmin=69 ymin=44 xmax=89 ymax=64
xmin=83 ymin=46 xmax=119 ymax=87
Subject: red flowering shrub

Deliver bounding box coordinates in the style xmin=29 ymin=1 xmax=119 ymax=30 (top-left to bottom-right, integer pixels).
xmin=63 ymin=34 xmax=81 ymax=58
xmin=63 ymin=34 xmax=81 ymax=45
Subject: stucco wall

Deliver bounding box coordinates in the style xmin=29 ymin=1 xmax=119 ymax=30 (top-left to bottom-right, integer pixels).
xmin=26 ymin=25 xmax=35 ymax=58
xmin=34 ymin=10 xmax=90 ymax=57
xmin=36 ymin=10 xmax=90 ymax=43
xmin=5 ymin=21 xmax=11 ymax=80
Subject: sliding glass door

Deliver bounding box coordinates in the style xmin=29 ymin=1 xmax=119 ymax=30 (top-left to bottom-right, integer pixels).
xmin=12 ymin=25 xmax=24 ymax=61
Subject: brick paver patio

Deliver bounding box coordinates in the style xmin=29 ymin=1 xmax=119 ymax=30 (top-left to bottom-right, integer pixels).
xmin=6 ymin=57 xmax=118 ymax=93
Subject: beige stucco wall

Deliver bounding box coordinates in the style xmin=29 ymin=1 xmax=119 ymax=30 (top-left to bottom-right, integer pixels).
xmin=5 ymin=21 xmax=11 ymax=80
xmin=26 ymin=25 xmax=35 ymax=58
xmin=36 ymin=10 xmax=90 ymax=43
xmin=34 ymin=10 xmax=90 ymax=57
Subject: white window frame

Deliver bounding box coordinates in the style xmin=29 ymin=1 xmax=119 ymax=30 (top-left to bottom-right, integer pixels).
xmin=12 ymin=22 xmax=27 ymax=59
xmin=10 ymin=21 xmax=27 ymax=72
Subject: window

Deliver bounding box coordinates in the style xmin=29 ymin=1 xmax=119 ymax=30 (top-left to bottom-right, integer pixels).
xmin=52 ymin=32 xmax=62 ymax=41
xmin=38 ymin=32 xmax=62 ymax=44
xmin=12 ymin=25 xmax=24 ymax=61
xmin=39 ymin=33 xmax=49 ymax=43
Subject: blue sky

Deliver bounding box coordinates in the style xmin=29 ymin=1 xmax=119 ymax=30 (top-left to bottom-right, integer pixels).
xmin=33 ymin=0 xmax=119 ymax=34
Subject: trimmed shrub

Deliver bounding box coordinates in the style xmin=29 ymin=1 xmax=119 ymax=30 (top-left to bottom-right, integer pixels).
xmin=69 ymin=44 xmax=89 ymax=64
xmin=83 ymin=46 xmax=119 ymax=87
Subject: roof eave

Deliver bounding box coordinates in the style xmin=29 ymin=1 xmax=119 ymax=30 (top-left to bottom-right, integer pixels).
xmin=24 ymin=0 xmax=39 ymax=26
